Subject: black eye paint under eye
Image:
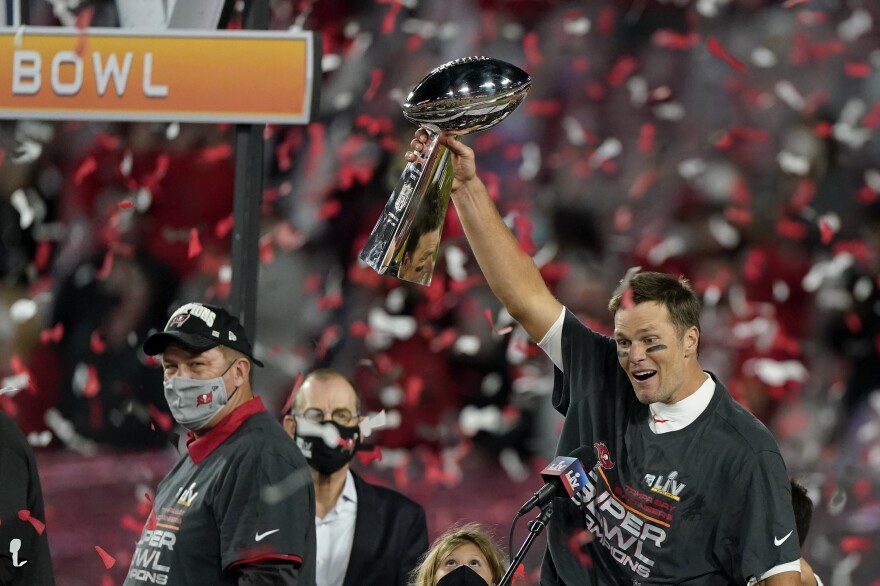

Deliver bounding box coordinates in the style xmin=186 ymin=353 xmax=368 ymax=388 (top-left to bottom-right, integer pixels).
xmin=646 ymin=344 xmax=667 ymax=352
xmin=617 ymin=350 xmax=629 ymax=357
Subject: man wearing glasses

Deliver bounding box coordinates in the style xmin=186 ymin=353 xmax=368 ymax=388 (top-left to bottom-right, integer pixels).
xmin=283 ymin=369 xmax=428 ymax=586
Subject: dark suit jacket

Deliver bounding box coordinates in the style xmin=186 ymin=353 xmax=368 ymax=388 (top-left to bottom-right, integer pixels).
xmin=341 ymin=472 xmax=428 ymax=586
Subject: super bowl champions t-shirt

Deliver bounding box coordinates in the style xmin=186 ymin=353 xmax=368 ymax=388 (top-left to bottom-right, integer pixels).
xmin=541 ymin=309 xmax=800 ymax=585
xmin=124 ymin=399 xmax=316 ymax=585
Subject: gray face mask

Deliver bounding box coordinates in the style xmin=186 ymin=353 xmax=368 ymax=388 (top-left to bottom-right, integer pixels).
xmin=163 ymin=365 xmax=238 ymax=431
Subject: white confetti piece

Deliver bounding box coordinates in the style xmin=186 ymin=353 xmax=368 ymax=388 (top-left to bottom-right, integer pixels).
xmin=444 ymin=245 xmax=468 ymax=281
xmin=9 ymin=298 xmax=37 ymax=323
xmin=777 ymin=151 xmax=811 ymax=175
xmin=10 ymin=189 xmax=34 ymax=229
xmin=518 ymin=141 xmax=541 ymax=180
xmin=838 ymin=9 xmax=872 ymax=42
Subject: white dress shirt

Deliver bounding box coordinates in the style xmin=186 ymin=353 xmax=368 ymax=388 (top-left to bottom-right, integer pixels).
xmin=315 ymin=470 xmax=358 ymax=586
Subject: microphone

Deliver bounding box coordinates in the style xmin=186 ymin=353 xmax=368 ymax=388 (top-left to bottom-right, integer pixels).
xmin=517 ymin=451 xmax=588 ymax=516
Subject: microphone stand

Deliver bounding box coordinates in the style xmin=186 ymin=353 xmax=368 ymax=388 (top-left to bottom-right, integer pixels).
xmin=497 ymin=503 xmax=554 ymax=586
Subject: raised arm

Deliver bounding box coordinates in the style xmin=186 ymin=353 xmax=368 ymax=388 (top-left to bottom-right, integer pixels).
xmin=407 ymin=130 xmax=562 ymax=341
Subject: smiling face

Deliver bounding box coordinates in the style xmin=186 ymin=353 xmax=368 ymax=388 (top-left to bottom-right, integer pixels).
xmin=434 ymin=543 xmax=493 ymax=585
xmin=613 ymin=301 xmax=701 ymax=405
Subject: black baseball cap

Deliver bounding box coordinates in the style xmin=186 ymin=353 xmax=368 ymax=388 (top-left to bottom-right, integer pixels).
xmin=143 ymin=302 xmax=264 ymax=367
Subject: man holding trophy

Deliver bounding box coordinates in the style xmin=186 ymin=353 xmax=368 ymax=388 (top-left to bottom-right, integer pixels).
xmin=384 ymin=64 xmax=803 ymax=586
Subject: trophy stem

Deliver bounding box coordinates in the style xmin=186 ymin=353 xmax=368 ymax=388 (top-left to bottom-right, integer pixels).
xmin=359 ymin=127 xmax=453 ymax=285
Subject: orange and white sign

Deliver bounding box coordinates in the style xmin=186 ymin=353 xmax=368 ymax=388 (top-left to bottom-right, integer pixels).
xmin=0 ymin=27 xmax=320 ymax=124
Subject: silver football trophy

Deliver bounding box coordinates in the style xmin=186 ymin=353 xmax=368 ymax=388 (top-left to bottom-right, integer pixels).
xmin=359 ymin=56 xmax=531 ymax=285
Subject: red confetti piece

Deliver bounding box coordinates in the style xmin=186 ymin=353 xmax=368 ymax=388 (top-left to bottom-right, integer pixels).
xmin=523 ymin=31 xmax=543 ymax=66
xmin=187 ymin=228 xmax=202 ymax=259
xmin=405 ymin=34 xmax=423 ymax=52
xmin=651 ymin=30 xmax=701 ymax=50
xmin=259 ymin=241 xmax=275 ymax=264
xmin=314 ymin=325 xmax=341 ymax=360
xmin=637 ymin=124 xmax=655 ymax=153
xmin=355 ymin=445 xmax=383 ymax=465
xmin=33 ymin=240 xmax=52 ymax=271
xmin=597 ymin=6 xmax=615 ymax=35
xmin=118 ymin=200 xmax=135 ymax=209
xmin=613 ymin=205 xmax=632 ymax=232
xmin=74 ymin=156 xmax=98 ymax=185
xmin=379 ymin=0 xmax=402 ymax=34
xmin=95 ymin=545 xmax=116 ymax=569
xmin=483 ymin=308 xmax=513 ymax=335
xmin=96 ymin=251 xmax=114 ymax=280
xmin=844 ymin=62 xmax=871 ymax=79
xmin=724 ymin=206 xmax=753 ymax=226
xmin=145 ymin=404 xmax=173 ymax=432
xmin=84 ymin=365 xmax=101 ymax=397
xmin=364 ymin=69 xmax=384 ymax=102
xmin=40 ymin=323 xmax=64 ymax=344
xmin=215 ymin=214 xmax=234 ymax=238
xmin=706 ymin=37 xmax=746 ymax=73
xmin=607 ymin=56 xmax=638 ymax=87
xmin=317 ymin=293 xmax=343 ymax=310
xmin=776 ymin=218 xmax=808 ymax=240
xmin=524 ymin=100 xmax=563 ymax=117
xmin=628 ymin=170 xmax=658 ymax=199
xmin=100 ymin=574 xmax=114 ymax=586
xmin=862 ymin=101 xmax=880 ymax=128
xmin=18 ymin=510 xmax=46 ymax=535
xmin=199 ymin=143 xmax=233 ymax=163
xmin=840 ymin=536 xmax=873 ymax=554
xmin=789 ymin=179 xmax=816 ymax=210
xmin=89 ymin=330 xmax=106 ymax=355
xmin=280 ymin=372 xmax=304 ymax=416
xmin=348 ymin=321 xmax=371 ymax=337
xmin=844 ymin=311 xmax=862 ymax=334
xmin=819 ymin=217 xmax=835 ymax=244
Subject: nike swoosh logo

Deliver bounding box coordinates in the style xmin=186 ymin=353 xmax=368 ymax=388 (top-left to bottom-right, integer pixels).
xmin=255 ymin=529 xmax=280 ymax=542
xmin=774 ymin=530 xmax=793 ymax=546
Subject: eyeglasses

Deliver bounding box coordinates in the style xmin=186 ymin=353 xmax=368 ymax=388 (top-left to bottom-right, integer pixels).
xmin=293 ymin=408 xmax=359 ymax=426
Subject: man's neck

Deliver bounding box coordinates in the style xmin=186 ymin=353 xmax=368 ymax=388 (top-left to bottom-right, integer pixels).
xmin=312 ymin=465 xmax=349 ymax=519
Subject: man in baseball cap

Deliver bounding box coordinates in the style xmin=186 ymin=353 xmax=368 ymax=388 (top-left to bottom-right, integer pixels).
xmin=125 ymin=302 xmax=317 ymax=586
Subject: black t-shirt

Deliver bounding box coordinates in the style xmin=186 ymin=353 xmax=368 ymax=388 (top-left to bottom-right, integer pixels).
xmin=124 ymin=399 xmax=316 ymax=586
xmin=0 ymin=412 xmax=56 ymax=585
xmin=541 ymin=310 xmax=800 ymax=585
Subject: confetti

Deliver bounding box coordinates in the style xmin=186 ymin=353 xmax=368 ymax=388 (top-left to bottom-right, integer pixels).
xmin=706 ymin=37 xmax=747 ymax=73
xmin=94 ymin=545 xmax=116 ymax=569
xmin=187 ymin=228 xmax=202 ymax=259
xmin=17 ymin=510 xmax=45 ymax=535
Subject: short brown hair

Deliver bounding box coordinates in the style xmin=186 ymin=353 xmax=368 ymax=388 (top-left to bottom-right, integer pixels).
xmin=409 ymin=522 xmax=506 ymax=586
xmin=608 ymin=271 xmax=702 ymax=340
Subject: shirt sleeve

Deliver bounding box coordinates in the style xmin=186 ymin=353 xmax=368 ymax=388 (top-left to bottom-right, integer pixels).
xmin=215 ymin=446 xmax=316 ymax=574
xmin=552 ymin=308 xmax=621 ymax=417
xmin=233 ymin=561 xmax=300 ymax=585
xmin=537 ymin=307 xmax=565 ymax=371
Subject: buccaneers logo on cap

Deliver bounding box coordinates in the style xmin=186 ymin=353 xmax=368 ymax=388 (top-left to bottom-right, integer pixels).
xmin=168 ymin=313 xmax=190 ymax=328
xmin=196 ymin=392 xmax=213 ymax=406
xmin=593 ymin=442 xmax=615 ymax=469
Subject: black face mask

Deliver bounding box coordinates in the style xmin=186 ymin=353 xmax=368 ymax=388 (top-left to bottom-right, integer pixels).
xmin=294 ymin=420 xmax=361 ymax=476
xmin=436 ymin=565 xmax=491 ymax=586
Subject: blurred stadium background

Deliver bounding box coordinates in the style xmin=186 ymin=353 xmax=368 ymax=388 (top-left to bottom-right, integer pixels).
xmin=2 ymin=0 xmax=880 ymax=584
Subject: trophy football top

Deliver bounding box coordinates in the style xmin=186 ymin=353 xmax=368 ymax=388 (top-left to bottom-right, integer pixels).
xmin=403 ymin=56 xmax=532 ymax=134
